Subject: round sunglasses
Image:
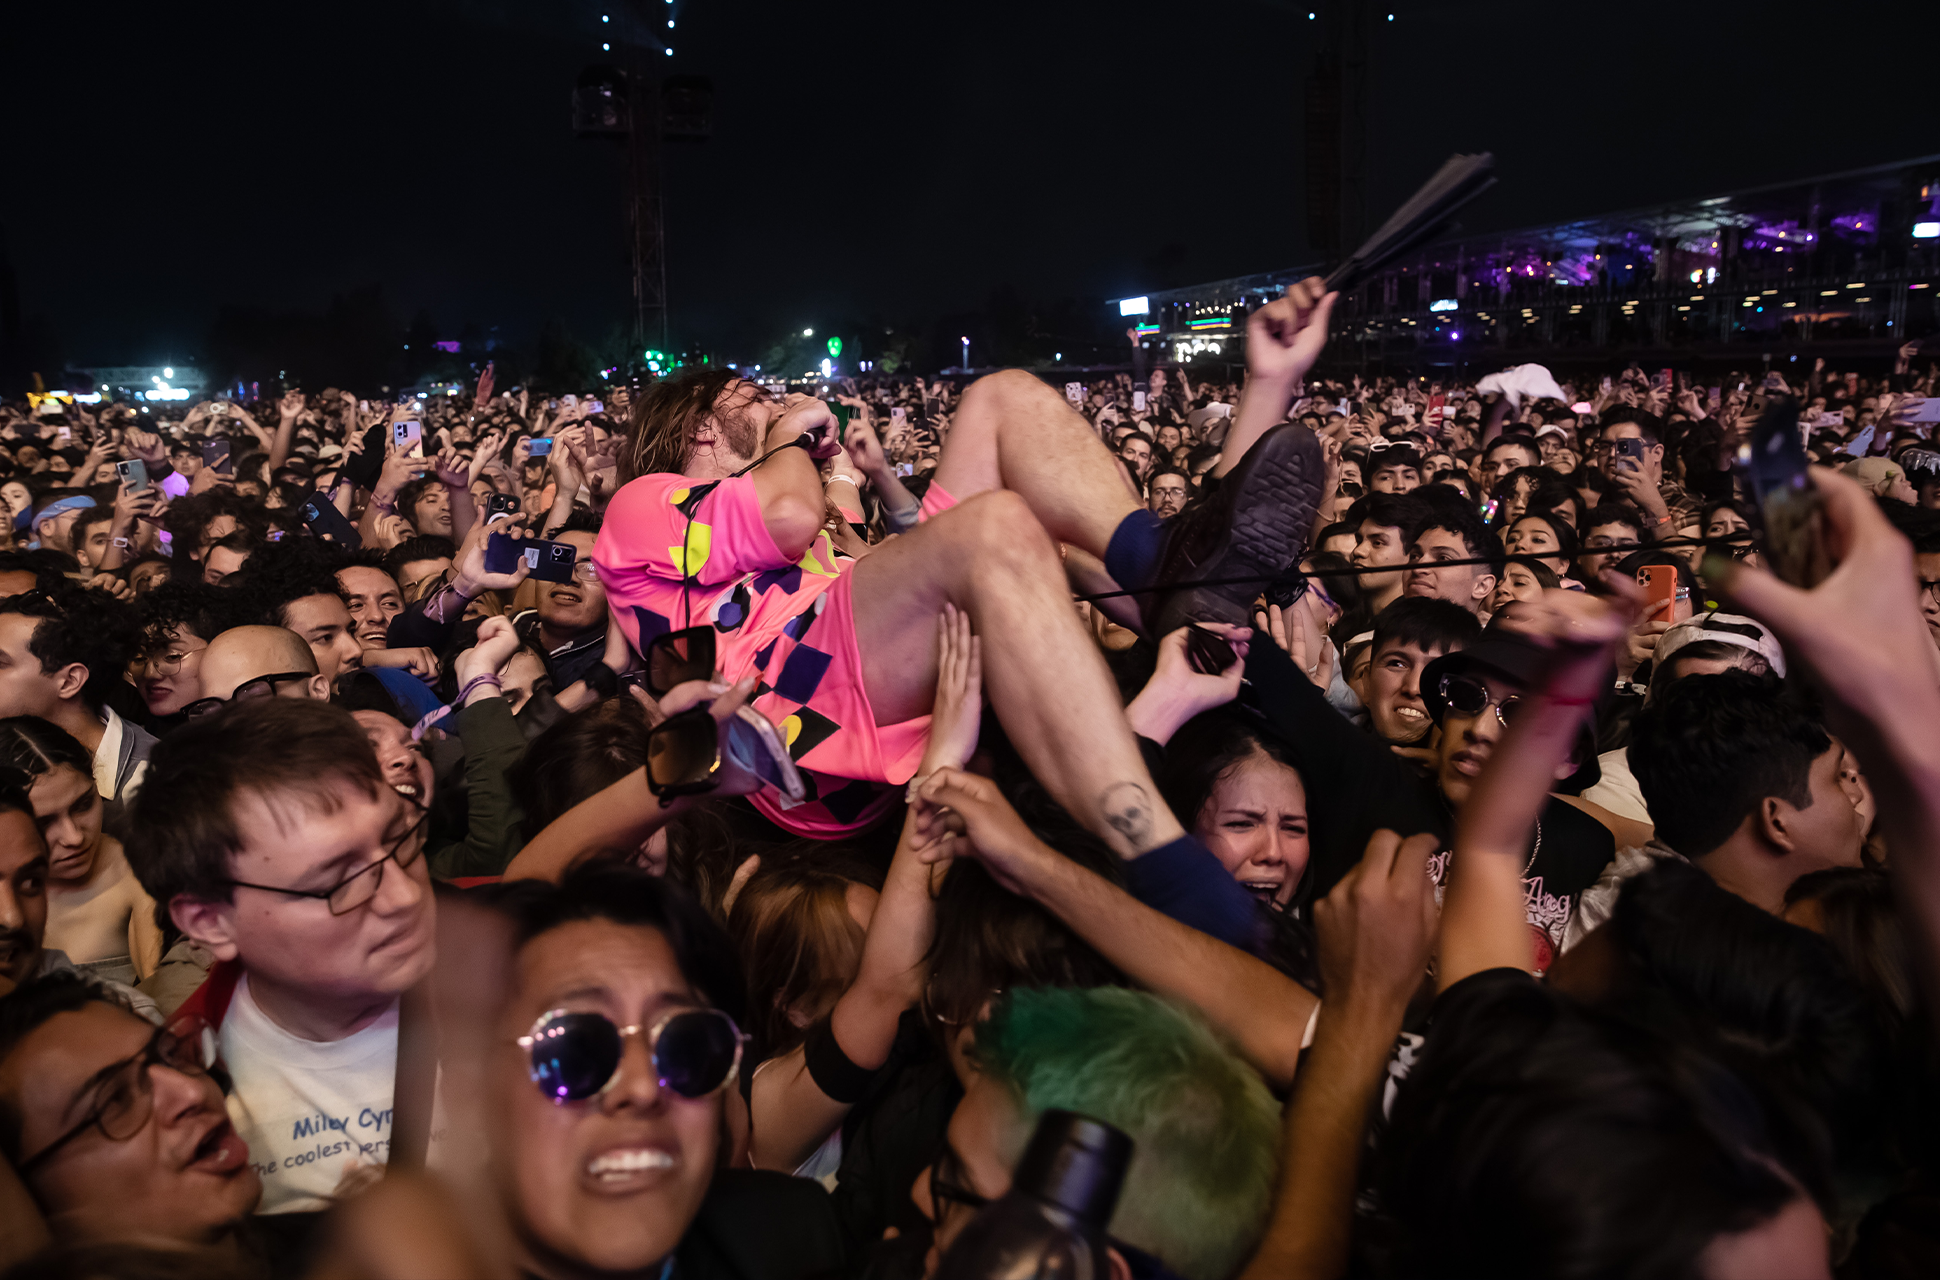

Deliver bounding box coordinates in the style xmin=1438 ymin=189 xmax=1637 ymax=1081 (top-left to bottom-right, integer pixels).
xmin=516 ymin=1007 xmax=747 ymax=1104
xmin=1439 ymin=673 xmax=1521 ymax=727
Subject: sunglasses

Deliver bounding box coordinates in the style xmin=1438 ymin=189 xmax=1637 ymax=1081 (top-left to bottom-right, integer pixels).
xmin=1439 ymin=673 xmax=1521 ymax=727
xmin=642 ymin=626 xmax=715 ymax=697
xmin=180 ymin=671 xmax=314 ymax=719
xmin=516 ymin=1007 xmax=746 ymax=1103
xmin=645 ymin=704 xmax=805 ymax=802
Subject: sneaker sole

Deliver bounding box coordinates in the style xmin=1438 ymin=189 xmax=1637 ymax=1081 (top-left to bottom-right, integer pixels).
xmin=1149 ymin=424 xmax=1325 ymax=634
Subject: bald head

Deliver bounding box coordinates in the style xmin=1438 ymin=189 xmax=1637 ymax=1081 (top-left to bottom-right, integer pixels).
xmin=198 ymin=626 xmax=328 ymax=703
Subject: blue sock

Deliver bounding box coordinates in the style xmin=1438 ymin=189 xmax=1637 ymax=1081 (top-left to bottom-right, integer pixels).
xmin=1104 ymin=508 xmax=1168 ymax=591
xmin=1119 ymin=835 xmax=1265 ymax=953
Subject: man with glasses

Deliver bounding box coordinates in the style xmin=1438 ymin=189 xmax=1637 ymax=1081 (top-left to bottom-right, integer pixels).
xmin=511 ymin=511 xmax=614 ymax=695
xmin=192 ymin=625 xmax=331 ymax=709
xmin=124 ymin=698 xmax=435 ymax=1213
xmin=1595 ymin=409 xmax=1701 ymax=540
xmin=1578 ymin=505 xmax=1647 ymax=583
xmin=0 ymin=974 xmax=263 ymax=1252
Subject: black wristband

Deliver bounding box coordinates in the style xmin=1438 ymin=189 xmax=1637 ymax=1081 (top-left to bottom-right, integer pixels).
xmin=582 ymin=663 xmax=620 ymax=701
xmin=803 ymin=1016 xmax=882 ymax=1105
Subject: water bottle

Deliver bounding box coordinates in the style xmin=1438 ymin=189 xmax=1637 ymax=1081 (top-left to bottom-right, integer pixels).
xmin=934 ymin=1109 xmax=1133 ymax=1280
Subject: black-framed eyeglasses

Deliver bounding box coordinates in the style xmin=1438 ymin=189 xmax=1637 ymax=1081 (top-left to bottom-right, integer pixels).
xmin=1920 ymin=579 xmax=1940 ymax=605
xmin=17 ymin=1019 xmax=218 ymax=1175
xmin=179 ymin=671 xmax=315 ymax=719
xmin=927 ymin=1142 xmax=991 ymax=1219
xmin=1440 ymin=673 xmax=1521 ymax=727
xmin=222 ymin=805 xmax=429 ymax=915
xmin=516 ymin=1007 xmax=747 ymax=1103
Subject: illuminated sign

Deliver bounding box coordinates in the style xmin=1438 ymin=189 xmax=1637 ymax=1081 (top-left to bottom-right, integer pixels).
xmin=1118 ymin=296 xmax=1150 ymax=316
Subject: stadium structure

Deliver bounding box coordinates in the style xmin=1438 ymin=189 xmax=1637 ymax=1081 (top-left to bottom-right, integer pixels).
xmin=1117 ymin=155 xmax=1940 ymax=373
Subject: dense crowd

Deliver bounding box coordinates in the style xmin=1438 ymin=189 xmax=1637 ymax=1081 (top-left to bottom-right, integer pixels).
xmin=0 ymin=283 xmax=1935 ymax=1280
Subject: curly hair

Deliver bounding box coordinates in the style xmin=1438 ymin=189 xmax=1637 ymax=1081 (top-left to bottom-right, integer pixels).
xmin=230 ymin=537 xmax=350 ymax=629
xmin=0 ymin=587 xmax=142 ymax=714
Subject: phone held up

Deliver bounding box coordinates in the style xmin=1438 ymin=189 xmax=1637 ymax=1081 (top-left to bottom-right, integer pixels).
xmin=528 ymin=437 xmax=554 ymax=458
xmin=115 ymin=459 xmax=151 ymax=494
xmin=202 ymin=439 xmax=232 ymax=475
xmin=393 ymin=419 xmax=424 ymax=460
xmin=486 ymin=531 xmax=578 ymax=583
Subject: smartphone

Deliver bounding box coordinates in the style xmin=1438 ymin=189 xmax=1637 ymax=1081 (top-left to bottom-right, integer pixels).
xmin=484 ymin=492 xmax=521 ymax=523
xmin=115 ymin=459 xmax=151 ymax=494
xmin=393 ymin=419 xmax=424 ymax=459
xmin=587 ymin=399 xmax=604 ymax=415
xmin=1065 ymin=382 xmax=1085 ymax=406
xmin=890 ymin=406 xmax=906 ymax=426
xmin=561 ymin=394 xmax=577 ymax=408
xmin=895 ymin=462 xmax=914 ymax=477
xmin=202 ymin=439 xmax=232 ymax=475
xmin=1612 ymin=437 xmax=1647 ymax=470
xmin=1738 ymin=396 xmax=1830 ymax=589
xmin=296 ymin=491 xmax=363 ymax=548
xmin=723 ymin=705 xmax=807 ymax=802
xmin=1906 ymin=399 xmax=1940 ymax=424
xmin=1132 ymin=390 xmax=1148 ymax=412
xmin=528 ymin=437 xmax=554 ymax=457
xmin=1708 ymin=386 xmax=1722 ymax=408
xmin=486 ymin=532 xmax=578 ymax=582
xmin=1601 ymin=377 xmax=1613 ymax=393
xmin=1639 ymin=564 xmax=1680 ymax=625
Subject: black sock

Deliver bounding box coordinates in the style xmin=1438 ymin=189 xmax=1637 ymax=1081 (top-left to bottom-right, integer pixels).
xmin=1103 ymin=508 xmax=1168 ymax=591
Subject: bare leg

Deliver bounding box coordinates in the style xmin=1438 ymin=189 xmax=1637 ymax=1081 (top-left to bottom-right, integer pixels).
xmin=848 ymin=490 xmax=1184 ymax=859
xmin=932 ymin=370 xmax=1141 ymax=560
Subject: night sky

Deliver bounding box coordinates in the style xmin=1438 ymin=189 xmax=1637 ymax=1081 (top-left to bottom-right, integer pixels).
xmin=6 ymin=0 xmax=1934 ymax=368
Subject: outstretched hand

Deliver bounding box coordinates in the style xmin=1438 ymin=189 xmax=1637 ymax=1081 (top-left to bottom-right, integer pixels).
xmin=919 ymin=604 xmax=982 ymax=775
xmin=1125 ymin=622 xmax=1250 ymax=744
xmin=913 ymin=767 xmax=1054 ymax=897
xmin=1247 ymin=277 xmax=1337 ymax=386
xmin=1315 ymin=830 xmax=1440 ymax=1012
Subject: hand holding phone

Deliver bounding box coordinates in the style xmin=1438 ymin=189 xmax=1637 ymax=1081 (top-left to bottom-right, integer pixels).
xmin=393 ymin=420 xmax=424 ymax=459
xmin=1639 ymin=564 xmax=1680 ymax=625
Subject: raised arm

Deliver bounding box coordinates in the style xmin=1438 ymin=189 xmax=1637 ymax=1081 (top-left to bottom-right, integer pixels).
xmin=919 ymin=767 xmax=1317 ymax=1090
xmin=1439 ymin=589 xmax=1633 ymax=991
xmin=750 ymin=396 xmax=843 ymax=561
xmin=1215 ymin=277 xmax=1336 ymax=479
xmin=748 ymin=607 xmax=979 ymax=1170
xmin=501 ymin=676 xmax=757 ymax=884
xmin=1716 ymin=469 xmax=1940 ymax=1009
xmin=1240 ymin=830 xmax=1439 ymax=1280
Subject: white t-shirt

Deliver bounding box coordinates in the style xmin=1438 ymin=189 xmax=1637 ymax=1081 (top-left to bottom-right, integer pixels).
xmin=220 ymin=975 xmax=399 ymax=1214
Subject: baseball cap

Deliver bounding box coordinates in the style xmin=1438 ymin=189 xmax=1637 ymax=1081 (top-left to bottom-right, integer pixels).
xmin=1653 ymin=611 xmax=1787 ymax=679
xmin=1419 ymin=628 xmax=1606 ymax=793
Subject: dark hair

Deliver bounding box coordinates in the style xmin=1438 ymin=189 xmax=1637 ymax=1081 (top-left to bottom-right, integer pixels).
xmin=1483 ymin=433 xmax=1540 ymax=464
xmin=1506 ymin=509 xmax=1579 ymax=564
xmin=0 ymin=552 xmax=69 ymax=597
xmin=70 ymin=506 xmax=114 ymax=552
xmin=395 ymin=476 xmax=442 ymax=532
xmin=1302 ymin=549 xmax=1365 ymax=619
xmin=0 ymin=716 xmax=94 ymax=784
xmin=481 ymin=860 xmax=747 ymax=1030
xmin=382 ymin=536 xmax=457 ymax=583
xmin=231 ymin=538 xmax=348 ymax=629
xmin=1629 ymin=672 xmax=1829 ymax=858
xmin=1583 ymin=503 xmax=1646 ymax=540
xmin=1408 ymin=504 xmax=1504 ymax=575
xmin=1372 ymin=596 xmax=1481 ymax=657
xmin=0 ymin=588 xmax=142 ymax=714
xmin=1369 ymin=446 xmax=1422 ymax=475
xmin=508 ymin=698 xmax=651 ymax=843
xmin=135 ymin=580 xmax=233 ymax=661
xmin=1349 ymin=492 xmax=1431 ymax=536
xmin=159 ymin=490 xmax=261 ymax=565
xmin=1606 ymin=860 xmax=1884 ymax=1202
xmin=557 ymin=509 xmax=604 ymax=537
xmin=125 ymin=699 xmax=383 ymax=909
xmin=0 ymin=973 xmax=138 ymax=1164
xmin=1599 ymin=406 xmax=1663 ymax=445
xmin=1378 ymin=976 xmax=1800 ymax=1278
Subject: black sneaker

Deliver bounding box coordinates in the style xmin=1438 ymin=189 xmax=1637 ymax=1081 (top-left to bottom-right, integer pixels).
xmin=1143 ymin=423 xmax=1326 ymax=635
